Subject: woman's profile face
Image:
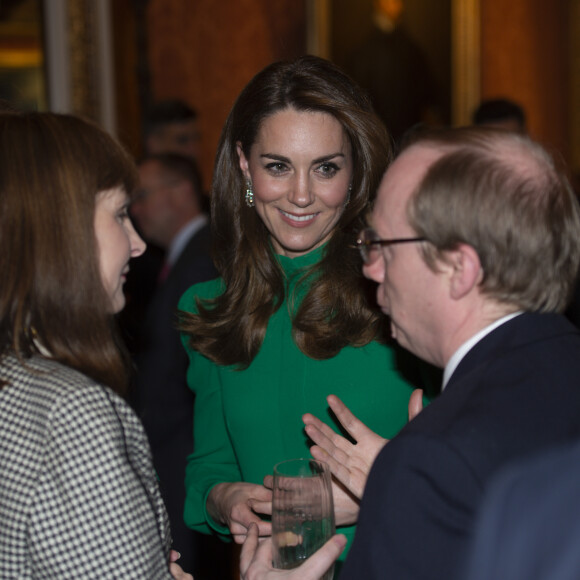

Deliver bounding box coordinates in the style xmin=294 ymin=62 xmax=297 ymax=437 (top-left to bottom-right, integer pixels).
xmin=94 ymin=187 xmax=146 ymax=313
xmin=238 ymin=107 xmax=353 ymax=258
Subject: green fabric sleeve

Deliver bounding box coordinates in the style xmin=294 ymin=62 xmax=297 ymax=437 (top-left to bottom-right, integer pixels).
xmin=179 ymin=280 xmax=240 ymax=536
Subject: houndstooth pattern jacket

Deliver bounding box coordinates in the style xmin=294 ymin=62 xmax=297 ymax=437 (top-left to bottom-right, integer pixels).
xmin=0 ymin=353 xmax=174 ymax=579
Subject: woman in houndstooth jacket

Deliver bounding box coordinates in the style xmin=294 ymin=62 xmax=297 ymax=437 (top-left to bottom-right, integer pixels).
xmin=0 ymin=111 xmax=192 ymax=579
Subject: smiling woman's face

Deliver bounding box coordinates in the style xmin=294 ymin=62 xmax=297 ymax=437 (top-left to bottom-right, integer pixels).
xmin=94 ymin=187 xmax=146 ymax=313
xmin=237 ymin=107 xmax=353 ymax=258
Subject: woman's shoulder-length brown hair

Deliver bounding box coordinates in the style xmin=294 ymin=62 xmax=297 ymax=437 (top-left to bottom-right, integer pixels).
xmin=180 ymin=55 xmax=392 ymax=368
xmin=0 ymin=111 xmax=138 ymax=394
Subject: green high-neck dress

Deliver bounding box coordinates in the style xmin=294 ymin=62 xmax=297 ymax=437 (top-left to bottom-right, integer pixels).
xmin=179 ymin=245 xmax=425 ymax=569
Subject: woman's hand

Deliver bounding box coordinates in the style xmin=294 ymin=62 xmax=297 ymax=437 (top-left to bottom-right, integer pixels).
xmin=207 ymin=482 xmax=272 ymax=543
xmin=169 ymin=550 xmax=194 ymax=580
xmin=262 ymin=473 xmax=359 ymax=528
xmin=240 ymin=523 xmax=346 ymax=580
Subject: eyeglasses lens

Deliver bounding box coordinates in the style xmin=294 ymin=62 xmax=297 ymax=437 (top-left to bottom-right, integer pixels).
xmin=358 ymin=228 xmax=378 ymax=264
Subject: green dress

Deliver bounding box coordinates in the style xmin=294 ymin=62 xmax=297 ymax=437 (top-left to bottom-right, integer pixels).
xmin=179 ymin=245 xmax=420 ymax=565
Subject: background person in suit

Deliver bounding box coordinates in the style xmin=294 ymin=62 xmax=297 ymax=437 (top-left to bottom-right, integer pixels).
xmin=0 ymin=111 xmax=191 ymax=579
xmin=240 ymin=126 xmax=580 ymax=580
xmin=120 ymin=100 xmax=206 ymax=356
xmin=130 ymin=152 xmax=220 ymax=577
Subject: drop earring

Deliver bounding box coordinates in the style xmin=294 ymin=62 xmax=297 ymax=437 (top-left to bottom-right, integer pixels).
xmin=245 ymin=179 xmax=255 ymax=208
xmin=345 ymin=183 xmax=352 ymax=206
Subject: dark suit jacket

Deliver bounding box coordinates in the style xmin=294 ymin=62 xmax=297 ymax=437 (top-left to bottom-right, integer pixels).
xmin=465 ymin=441 xmax=580 ymax=580
xmin=136 ymin=222 xmax=217 ymax=571
xmin=340 ymin=313 xmax=580 ymax=580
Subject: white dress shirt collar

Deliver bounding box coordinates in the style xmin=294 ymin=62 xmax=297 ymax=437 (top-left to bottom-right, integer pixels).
xmin=442 ymin=311 xmax=523 ymax=389
xmin=166 ymin=214 xmax=208 ymax=267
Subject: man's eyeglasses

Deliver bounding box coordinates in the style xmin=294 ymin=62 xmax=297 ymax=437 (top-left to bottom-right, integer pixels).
xmin=356 ymin=228 xmax=426 ymax=264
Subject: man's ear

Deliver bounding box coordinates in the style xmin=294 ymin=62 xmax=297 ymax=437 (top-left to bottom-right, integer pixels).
xmin=236 ymin=141 xmax=250 ymax=179
xmin=447 ymin=244 xmax=483 ymax=300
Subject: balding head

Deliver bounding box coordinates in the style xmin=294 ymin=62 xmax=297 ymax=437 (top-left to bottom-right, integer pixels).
xmin=402 ymin=128 xmax=580 ymax=313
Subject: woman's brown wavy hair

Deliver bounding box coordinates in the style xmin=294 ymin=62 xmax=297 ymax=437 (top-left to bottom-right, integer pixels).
xmin=179 ymin=55 xmax=392 ymax=368
xmin=0 ymin=112 xmax=138 ymax=394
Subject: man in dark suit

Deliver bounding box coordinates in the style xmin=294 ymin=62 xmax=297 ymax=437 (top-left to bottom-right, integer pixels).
xmin=238 ymin=127 xmax=580 ymax=580
xmin=130 ymin=153 xmax=221 ymax=576
xmin=465 ymin=441 xmax=580 ymax=580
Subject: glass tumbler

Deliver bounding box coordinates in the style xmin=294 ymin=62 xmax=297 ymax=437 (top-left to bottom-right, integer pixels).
xmin=271 ymin=458 xmax=336 ymax=579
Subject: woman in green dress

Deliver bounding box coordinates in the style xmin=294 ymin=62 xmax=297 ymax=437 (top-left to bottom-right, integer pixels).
xmin=178 ymin=55 xmax=429 ymax=567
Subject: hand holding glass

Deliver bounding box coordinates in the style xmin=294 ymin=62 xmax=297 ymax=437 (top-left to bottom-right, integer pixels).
xmin=271 ymin=458 xmax=336 ymax=579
